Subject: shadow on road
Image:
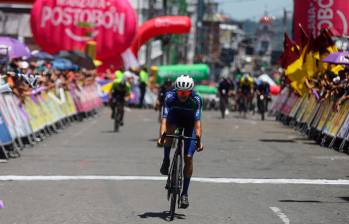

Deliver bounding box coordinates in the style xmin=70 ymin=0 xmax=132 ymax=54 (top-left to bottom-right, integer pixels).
xmin=259 ymin=139 xmax=295 ymax=143
xmin=279 ymin=200 xmax=322 ymax=203
xmin=138 ymin=211 xmax=185 ymax=221
xmin=264 ymin=131 xmax=295 ymax=134
xmin=101 ymin=130 xmax=116 ymax=134
xmin=338 ymin=197 xmax=349 ymax=202
xmin=291 ymin=137 xmax=311 ymax=141
xmin=148 ymin=138 xmax=158 ymax=142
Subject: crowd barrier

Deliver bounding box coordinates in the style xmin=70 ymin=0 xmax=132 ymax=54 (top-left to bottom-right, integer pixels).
xmin=271 ymin=87 xmax=349 ymax=154
xmin=0 ymin=83 xmax=102 ymax=160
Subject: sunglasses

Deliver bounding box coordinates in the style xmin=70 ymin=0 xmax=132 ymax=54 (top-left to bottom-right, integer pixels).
xmin=177 ymin=90 xmax=191 ymax=97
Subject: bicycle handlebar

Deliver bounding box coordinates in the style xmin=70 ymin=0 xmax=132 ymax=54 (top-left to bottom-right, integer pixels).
xmin=163 ymin=134 xmax=198 ymax=141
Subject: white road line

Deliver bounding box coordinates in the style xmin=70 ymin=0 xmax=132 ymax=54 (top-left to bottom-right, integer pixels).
xmin=0 ymin=176 xmax=348 ymax=185
xmin=270 ymin=207 xmax=290 ymax=224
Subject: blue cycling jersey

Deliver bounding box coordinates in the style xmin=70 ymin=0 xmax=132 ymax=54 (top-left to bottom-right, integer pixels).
xmin=163 ymin=90 xmax=203 ymax=122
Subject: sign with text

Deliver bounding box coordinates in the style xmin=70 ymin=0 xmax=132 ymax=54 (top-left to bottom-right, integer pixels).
xmin=294 ymin=0 xmax=349 ymax=41
xmin=31 ymin=0 xmax=137 ymax=62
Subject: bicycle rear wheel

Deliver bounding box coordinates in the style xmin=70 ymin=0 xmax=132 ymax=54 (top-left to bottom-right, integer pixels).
xmin=220 ymin=98 xmax=226 ymax=119
xmin=114 ymin=111 xmax=119 ymax=132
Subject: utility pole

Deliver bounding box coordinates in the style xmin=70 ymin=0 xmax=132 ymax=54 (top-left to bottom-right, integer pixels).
xmin=196 ymin=0 xmax=205 ymax=60
xmin=163 ymin=0 xmax=167 ymax=15
xmin=146 ymin=0 xmax=156 ymax=66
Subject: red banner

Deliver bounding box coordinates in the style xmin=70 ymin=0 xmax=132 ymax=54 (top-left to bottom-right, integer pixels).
xmin=294 ymin=0 xmax=349 ymax=40
xmin=30 ymin=0 xmax=137 ymax=65
xmin=130 ymin=16 xmax=191 ymax=56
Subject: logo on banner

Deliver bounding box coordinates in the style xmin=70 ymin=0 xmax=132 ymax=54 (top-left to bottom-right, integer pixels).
xmin=339 ymin=55 xmax=349 ymax=63
xmin=307 ymin=0 xmax=348 ymax=36
xmin=40 ymin=0 xmax=125 ymax=42
xmin=31 ymin=0 xmax=137 ymax=61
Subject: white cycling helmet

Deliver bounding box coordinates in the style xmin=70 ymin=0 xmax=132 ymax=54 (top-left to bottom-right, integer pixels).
xmin=175 ymin=75 xmax=194 ymax=90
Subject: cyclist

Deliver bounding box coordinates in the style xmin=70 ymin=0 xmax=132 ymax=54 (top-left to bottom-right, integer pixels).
xmin=158 ymin=75 xmax=204 ymax=209
xmin=217 ymin=74 xmax=233 ymax=118
xmin=109 ymin=79 xmax=131 ymax=126
xmin=238 ymin=73 xmax=254 ymax=116
xmin=256 ymin=79 xmax=270 ymax=98
xmin=155 ymin=79 xmax=173 ymax=122
xmin=255 ymin=79 xmax=270 ymax=113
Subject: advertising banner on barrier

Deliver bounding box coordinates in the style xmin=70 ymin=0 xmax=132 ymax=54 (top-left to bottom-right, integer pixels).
xmin=0 ymin=82 xmax=101 ymax=138
xmin=3 ymin=94 xmax=32 ymax=137
xmin=289 ymin=95 xmax=304 ymax=118
xmin=0 ymin=111 xmax=13 ymax=145
xmin=311 ymin=100 xmax=326 ymax=128
xmin=301 ymin=95 xmax=317 ymax=123
xmin=97 ymin=80 xmax=111 ymax=103
xmin=0 ymin=94 xmax=18 ymax=139
xmin=281 ymin=92 xmax=299 ymax=115
xmin=316 ymin=100 xmax=333 ymax=131
xmin=323 ymin=106 xmax=338 ymax=135
xmin=293 ymin=0 xmax=349 ymax=41
xmin=337 ymin=101 xmax=349 ymax=139
xmin=328 ymin=102 xmax=349 ymax=136
xmin=295 ymin=95 xmax=310 ymax=122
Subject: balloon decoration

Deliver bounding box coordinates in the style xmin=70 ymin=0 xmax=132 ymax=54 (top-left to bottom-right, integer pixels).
xmin=130 ymin=16 xmax=191 ymax=56
xmin=30 ymin=0 xmax=137 ymax=68
xmin=257 ymin=74 xmax=281 ymax=95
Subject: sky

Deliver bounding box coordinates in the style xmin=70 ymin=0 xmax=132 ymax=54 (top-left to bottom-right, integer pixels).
xmin=216 ymin=0 xmax=294 ymax=21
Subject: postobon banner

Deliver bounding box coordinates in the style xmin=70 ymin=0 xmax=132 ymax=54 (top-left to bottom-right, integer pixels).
xmin=294 ymin=0 xmax=349 ymax=41
xmin=30 ymin=0 xmax=137 ymax=69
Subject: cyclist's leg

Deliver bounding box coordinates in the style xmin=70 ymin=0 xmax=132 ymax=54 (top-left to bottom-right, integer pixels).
xmin=160 ymin=116 xmax=177 ymax=175
xmin=110 ymin=101 xmax=115 ymax=119
xmin=182 ymin=126 xmax=196 ymax=196
xmin=119 ymin=102 xmax=125 ymax=124
xmin=163 ymin=124 xmax=177 ymax=160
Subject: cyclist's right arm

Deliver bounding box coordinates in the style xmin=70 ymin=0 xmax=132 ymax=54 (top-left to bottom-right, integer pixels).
xmin=109 ymin=83 xmax=115 ymax=101
xmin=159 ymin=93 xmax=173 ymax=142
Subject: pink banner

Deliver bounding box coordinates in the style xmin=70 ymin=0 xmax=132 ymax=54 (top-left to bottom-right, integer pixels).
xmin=294 ymin=0 xmax=349 ymax=41
xmin=30 ymin=0 xmax=137 ymax=63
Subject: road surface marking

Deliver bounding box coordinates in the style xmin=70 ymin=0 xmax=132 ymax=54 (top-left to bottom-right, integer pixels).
xmin=313 ymin=156 xmax=349 ymax=160
xmin=0 ymin=176 xmax=348 ymax=185
xmin=270 ymin=207 xmax=290 ymax=224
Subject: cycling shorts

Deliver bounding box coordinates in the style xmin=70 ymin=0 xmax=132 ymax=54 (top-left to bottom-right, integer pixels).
xmin=167 ymin=112 xmax=197 ymax=157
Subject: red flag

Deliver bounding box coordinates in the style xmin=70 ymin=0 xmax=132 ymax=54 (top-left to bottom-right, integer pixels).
xmin=279 ymin=33 xmax=300 ymax=69
xmin=313 ymin=29 xmax=335 ymax=53
xmin=298 ymin=23 xmax=309 ymax=50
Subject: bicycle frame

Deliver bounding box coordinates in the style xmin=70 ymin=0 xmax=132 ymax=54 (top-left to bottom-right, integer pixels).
xmin=164 ymin=129 xmax=197 ymax=220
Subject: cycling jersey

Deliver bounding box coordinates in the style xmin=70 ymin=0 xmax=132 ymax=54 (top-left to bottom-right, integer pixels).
xmin=218 ymin=79 xmax=233 ymax=96
xmin=257 ymin=82 xmax=270 ymax=96
xmin=163 ymin=90 xmax=203 ymax=125
xmin=111 ymin=81 xmax=131 ymax=103
xmin=240 ymin=77 xmax=253 ymax=94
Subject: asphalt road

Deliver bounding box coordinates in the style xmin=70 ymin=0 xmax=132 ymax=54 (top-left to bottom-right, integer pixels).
xmin=0 ymin=108 xmax=348 ymax=224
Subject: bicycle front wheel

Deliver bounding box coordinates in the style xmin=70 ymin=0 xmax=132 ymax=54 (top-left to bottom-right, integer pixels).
xmin=169 ymin=155 xmax=180 ymax=221
xmin=170 ymin=151 xmax=182 ymax=221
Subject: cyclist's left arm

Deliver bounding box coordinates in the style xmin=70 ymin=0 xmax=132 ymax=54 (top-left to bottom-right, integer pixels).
xmin=124 ymin=84 xmax=132 ymax=100
xmin=194 ymin=95 xmax=204 ymax=151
